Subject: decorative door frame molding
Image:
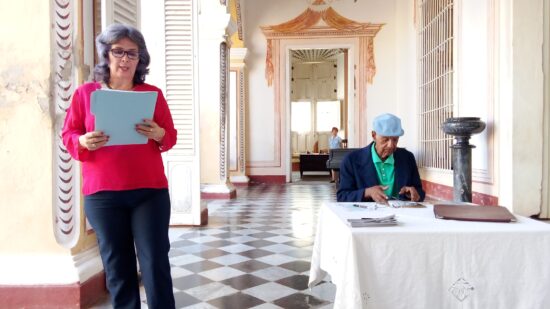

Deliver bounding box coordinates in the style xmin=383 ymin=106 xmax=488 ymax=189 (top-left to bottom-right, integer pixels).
xmin=261 ymin=7 xmax=383 ymax=87
xmin=250 ymin=7 xmax=384 ymax=170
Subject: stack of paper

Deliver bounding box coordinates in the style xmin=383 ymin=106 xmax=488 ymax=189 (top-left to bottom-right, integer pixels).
xmin=347 ymin=214 xmax=398 ymax=227
xmin=91 ymin=89 xmax=158 ymax=146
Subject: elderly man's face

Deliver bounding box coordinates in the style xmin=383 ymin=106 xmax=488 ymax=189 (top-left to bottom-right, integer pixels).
xmin=372 ymin=131 xmax=399 ymax=160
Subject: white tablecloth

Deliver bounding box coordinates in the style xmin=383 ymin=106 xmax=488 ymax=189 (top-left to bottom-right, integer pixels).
xmin=308 ymin=203 xmax=550 ymax=309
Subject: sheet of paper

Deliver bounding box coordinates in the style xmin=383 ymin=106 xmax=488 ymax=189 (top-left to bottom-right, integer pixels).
xmin=91 ymin=89 xmax=157 ymax=146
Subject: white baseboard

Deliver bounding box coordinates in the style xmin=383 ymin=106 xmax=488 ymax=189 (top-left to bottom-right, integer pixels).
xmin=0 ymin=246 xmax=103 ymax=285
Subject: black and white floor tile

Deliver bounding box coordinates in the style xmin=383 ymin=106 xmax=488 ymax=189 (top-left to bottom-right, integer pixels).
xmin=93 ymin=177 xmax=336 ymax=308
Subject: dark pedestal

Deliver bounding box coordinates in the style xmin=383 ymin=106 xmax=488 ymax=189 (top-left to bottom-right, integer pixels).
xmin=441 ymin=117 xmax=486 ymax=203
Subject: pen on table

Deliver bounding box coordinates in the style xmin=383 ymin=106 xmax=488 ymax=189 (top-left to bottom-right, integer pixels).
xmin=352 ymin=203 xmax=381 ymax=210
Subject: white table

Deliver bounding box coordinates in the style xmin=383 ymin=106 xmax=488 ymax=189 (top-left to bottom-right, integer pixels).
xmin=308 ymin=202 xmax=550 ymax=309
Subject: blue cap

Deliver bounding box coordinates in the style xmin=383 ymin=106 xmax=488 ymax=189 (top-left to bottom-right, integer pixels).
xmin=373 ymin=113 xmax=404 ymax=136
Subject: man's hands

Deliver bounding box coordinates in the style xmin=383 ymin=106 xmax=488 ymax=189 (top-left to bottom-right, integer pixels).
xmin=364 ymin=185 xmax=389 ymax=204
xmin=363 ymin=185 xmax=421 ymax=203
xmin=398 ymin=186 xmax=420 ymax=202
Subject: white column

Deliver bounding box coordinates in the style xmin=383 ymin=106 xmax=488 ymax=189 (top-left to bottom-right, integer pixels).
xmin=230 ymin=47 xmax=250 ymax=185
xmin=541 ymin=0 xmax=550 ymax=218
xmin=498 ymin=0 xmax=545 ymax=215
xmin=198 ymin=1 xmax=237 ymax=198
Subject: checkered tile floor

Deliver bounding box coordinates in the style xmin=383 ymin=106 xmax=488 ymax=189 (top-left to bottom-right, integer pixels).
xmin=92 ymin=181 xmax=336 ymax=308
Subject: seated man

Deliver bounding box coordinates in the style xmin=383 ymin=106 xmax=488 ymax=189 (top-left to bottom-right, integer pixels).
xmin=337 ymin=113 xmax=425 ymax=203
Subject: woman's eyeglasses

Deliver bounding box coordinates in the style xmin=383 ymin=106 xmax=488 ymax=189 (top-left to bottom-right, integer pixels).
xmin=110 ymin=49 xmax=139 ymax=60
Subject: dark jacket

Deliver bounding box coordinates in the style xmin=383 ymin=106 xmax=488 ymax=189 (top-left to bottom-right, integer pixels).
xmin=337 ymin=142 xmax=425 ymax=202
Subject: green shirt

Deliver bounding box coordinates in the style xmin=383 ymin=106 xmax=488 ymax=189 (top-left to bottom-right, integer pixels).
xmin=371 ymin=143 xmax=395 ymax=197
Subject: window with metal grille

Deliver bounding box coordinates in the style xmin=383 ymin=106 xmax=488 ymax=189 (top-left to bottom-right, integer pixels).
xmin=417 ymin=0 xmax=454 ymax=169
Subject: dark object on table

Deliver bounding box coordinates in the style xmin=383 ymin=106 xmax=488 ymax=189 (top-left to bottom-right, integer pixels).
xmin=434 ymin=204 xmax=516 ymax=222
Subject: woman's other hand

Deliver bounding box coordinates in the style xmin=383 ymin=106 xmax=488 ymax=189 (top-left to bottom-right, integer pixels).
xmin=79 ymin=131 xmax=109 ymax=151
xmin=136 ymin=119 xmax=165 ymax=142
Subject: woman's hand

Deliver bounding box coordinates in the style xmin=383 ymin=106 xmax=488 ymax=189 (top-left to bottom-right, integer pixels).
xmin=136 ymin=119 xmax=165 ymax=142
xmin=79 ymin=131 xmax=109 ymax=151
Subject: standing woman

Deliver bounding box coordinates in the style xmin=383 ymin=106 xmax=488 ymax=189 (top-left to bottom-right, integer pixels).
xmin=62 ymin=24 xmax=176 ymax=309
xmin=328 ymin=127 xmax=342 ymax=183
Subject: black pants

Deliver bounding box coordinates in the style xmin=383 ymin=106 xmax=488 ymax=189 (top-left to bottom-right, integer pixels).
xmin=85 ymin=188 xmax=175 ymax=309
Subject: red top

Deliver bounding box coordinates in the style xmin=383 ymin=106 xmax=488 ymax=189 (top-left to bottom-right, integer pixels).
xmin=62 ymin=82 xmax=177 ymax=195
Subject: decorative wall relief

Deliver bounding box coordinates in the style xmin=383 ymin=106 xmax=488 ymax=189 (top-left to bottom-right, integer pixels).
xmin=265 ymin=39 xmax=274 ymax=86
xmin=238 ymin=70 xmax=246 ymax=174
xmin=366 ymin=37 xmax=376 ymax=84
xmin=229 ymin=0 xmax=244 ymax=48
xmin=53 ymin=0 xmax=80 ymax=249
xmin=236 ymin=0 xmax=243 ymax=41
xmin=219 ymin=42 xmax=229 ymax=181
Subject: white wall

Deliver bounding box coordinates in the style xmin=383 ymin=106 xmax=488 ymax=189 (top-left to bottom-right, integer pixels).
xmin=456 ymin=0 xmax=494 ymax=188
xmin=243 ymin=0 xmax=417 ymax=176
xmin=336 ymin=52 xmax=345 ymax=101
xmin=0 ymin=0 xmax=60 ymax=255
xmin=393 ymin=0 xmax=418 ymax=153
xmin=244 ymin=1 xmax=299 ymax=166
xmin=336 ymin=52 xmax=346 ymax=138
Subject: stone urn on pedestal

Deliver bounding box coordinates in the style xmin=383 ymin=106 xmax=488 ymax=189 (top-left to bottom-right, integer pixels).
xmin=441 ymin=117 xmax=486 ymax=203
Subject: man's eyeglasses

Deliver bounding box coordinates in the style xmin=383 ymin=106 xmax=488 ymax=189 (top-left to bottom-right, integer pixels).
xmin=110 ymin=49 xmax=139 ymax=60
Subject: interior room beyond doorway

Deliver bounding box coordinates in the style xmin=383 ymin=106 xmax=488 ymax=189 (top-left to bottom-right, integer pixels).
xmin=290 ymin=48 xmax=348 ymax=183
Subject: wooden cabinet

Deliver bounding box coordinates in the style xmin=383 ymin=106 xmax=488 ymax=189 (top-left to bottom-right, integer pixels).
xmin=299 ymin=154 xmax=330 ymax=177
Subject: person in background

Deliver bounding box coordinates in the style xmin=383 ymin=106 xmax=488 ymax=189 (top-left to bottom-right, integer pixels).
xmin=328 ymin=127 xmax=342 ymax=183
xmin=337 ymin=113 xmax=425 ymax=203
xmin=62 ymin=23 xmax=176 ymax=309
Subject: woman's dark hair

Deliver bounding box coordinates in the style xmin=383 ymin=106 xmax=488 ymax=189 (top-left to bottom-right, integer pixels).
xmin=94 ymin=23 xmax=150 ymax=85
